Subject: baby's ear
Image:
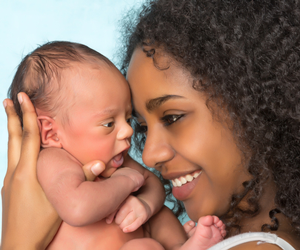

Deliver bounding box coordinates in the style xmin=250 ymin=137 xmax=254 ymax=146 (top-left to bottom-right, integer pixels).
xmin=37 ymin=115 xmax=62 ymax=148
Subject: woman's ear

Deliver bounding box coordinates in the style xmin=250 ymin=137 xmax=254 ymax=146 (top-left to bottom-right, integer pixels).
xmin=37 ymin=116 xmax=62 ymax=148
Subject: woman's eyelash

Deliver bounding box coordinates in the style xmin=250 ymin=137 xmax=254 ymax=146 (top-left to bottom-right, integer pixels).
xmin=133 ymin=117 xmax=147 ymax=133
xmin=126 ymin=117 xmax=132 ymax=124
xmin=161 ymin=114 xmax=184 ymax=126
xmin=135 ymin=123 xmax=148 ymax=133
xmin=135 ymin=114 xmax=183 ymax=133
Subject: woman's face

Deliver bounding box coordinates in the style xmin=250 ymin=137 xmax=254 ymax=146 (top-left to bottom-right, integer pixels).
xmin=127 ymin=47 xmax=251 ymax=221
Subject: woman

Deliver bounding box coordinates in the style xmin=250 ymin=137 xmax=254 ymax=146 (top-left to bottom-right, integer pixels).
xmin=2 ymin=0 xmax=300 ymax=249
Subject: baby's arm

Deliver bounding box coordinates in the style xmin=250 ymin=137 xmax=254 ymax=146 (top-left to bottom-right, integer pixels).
xmin=37 ymin=148 xmax=144 ymax=227
xmin=110 ymin=155 xmax=165 ymax=232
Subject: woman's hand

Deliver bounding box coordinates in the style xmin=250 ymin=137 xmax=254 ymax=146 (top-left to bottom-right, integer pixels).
xmin=1 ymin=93 xmax=104 ymax=250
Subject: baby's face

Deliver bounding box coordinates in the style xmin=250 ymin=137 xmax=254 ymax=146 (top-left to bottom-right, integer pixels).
xmin=57 ymin=62 xmax=133 ymax=177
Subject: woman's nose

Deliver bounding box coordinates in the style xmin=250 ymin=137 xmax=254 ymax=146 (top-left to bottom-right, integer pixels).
xmin=117 ymin=121 xmax=133 ymax=140
xmin=142 ymin=128 xmax=174 ymax=170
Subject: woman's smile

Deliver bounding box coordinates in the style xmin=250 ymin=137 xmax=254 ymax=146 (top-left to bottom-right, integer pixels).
xmin=171 ymin=170 xmax=202 ymax=188
xmin=127 ymin=47 xmax=251 ymax=221
xmin=171 ymin=170 xmax=202 ymax=201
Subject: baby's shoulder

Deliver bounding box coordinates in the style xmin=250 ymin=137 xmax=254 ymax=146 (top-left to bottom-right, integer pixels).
xmin=39 ymin=147 xmax=70 ymax=162
xmin=38 ymin=148 xmax=80 ymax=171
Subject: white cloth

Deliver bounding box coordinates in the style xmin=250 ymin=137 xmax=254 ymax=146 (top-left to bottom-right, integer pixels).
xmin=208 ymin=232 xmax=295 ymax=250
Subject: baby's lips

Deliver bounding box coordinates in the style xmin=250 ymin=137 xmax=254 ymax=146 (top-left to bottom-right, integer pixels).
xmin=111 ymin=152 xmax=124 ymax=168
xmin=114 ymin=152 xmax=123 ymax=162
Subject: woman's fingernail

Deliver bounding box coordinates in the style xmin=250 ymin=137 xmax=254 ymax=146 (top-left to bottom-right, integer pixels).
xmin=91 ymin=163 xmax=101 ymax=176
xmin=3 ymin=100 xmax=7 ymax=108
xmin=17 ymin=93 xmax=23 ymax=104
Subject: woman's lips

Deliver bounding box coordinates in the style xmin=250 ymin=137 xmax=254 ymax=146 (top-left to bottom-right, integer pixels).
xmin=171 ymin=170 xmax=202 ymax=201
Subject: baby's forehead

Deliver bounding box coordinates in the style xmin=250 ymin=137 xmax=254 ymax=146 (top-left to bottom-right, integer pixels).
xmin=60 ymin=60 xmax=114 ymax=88
xmin=59 ymin=60 xmax=130 ymax=105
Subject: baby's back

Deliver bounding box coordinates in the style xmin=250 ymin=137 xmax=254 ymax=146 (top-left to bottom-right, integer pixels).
xmin=47 ymin=220 xmax=145 ymax=250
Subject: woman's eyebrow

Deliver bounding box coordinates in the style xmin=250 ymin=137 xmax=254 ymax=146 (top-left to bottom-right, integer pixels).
xmin=146 ymin=95 xmax=184 ymax=112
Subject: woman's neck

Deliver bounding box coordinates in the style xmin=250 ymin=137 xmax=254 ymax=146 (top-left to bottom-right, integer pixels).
xmin=228 ymin=177 xmax=300 ymax=248
xmin=239 ymin=179 xmax=293 ymax=235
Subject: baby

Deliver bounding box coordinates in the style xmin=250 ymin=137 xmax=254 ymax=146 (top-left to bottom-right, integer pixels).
xmin=9 ymin=41 xmax=226 ymax=250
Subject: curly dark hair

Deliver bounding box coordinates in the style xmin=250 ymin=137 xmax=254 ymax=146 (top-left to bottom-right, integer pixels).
xmin=119 ymin=0 xmax=300 ymax=236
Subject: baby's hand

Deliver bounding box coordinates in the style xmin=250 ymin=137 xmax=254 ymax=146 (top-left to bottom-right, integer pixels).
xmin=111 ymin=167 xmax=144 ymax=192
xmin=112 ymin=195 xmax=151 ymax=233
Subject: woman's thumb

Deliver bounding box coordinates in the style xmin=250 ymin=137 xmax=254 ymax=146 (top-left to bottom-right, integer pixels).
xmin=82 ymin=161 xmax=105 ymax=181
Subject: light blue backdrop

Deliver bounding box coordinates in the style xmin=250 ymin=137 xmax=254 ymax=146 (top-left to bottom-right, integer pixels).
xmin=0 ymin=0 xmax=189 ymax=235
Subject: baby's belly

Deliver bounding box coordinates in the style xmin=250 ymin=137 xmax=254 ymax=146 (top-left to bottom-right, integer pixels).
xmin=47 ymin=220 xmax=145 ymax=250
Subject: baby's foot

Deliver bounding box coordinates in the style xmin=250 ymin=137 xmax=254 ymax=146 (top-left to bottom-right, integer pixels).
xmin=181 ymin=215 xmax=226 ymax=250
xmin=183 ymin=220 xmax=196 ymax=238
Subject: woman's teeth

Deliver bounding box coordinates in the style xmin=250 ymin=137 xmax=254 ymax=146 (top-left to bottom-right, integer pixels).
xmin=172 ymin=171 xmax=202 ymax=187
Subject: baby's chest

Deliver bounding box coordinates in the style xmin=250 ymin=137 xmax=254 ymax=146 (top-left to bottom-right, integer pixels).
xmin=47 ymin=219 xmax=145 ymax=250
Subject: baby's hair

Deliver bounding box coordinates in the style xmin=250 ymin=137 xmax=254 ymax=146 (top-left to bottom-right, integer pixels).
xmin=120 ymin=0 xmax=300 ymax=236
xmin=8 ymin=41 xmax=114 ymax=126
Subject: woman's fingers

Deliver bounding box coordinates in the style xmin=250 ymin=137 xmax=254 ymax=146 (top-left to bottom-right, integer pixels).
xmin=82 ymin=161 xmax=106 ymax=181
xmin=16 ymin=93 xmax=41 ymax=176
xmin=2 ymin=93 xmax=61 ymax=249
xmin=4 ymin=98 xmax=22 ymax=181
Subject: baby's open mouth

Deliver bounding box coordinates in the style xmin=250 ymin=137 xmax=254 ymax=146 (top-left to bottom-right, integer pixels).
xmin=111 ymin=152 xmax=124 ymax=168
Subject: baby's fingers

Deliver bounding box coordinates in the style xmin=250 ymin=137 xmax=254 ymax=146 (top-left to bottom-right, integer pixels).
xmin=121 ymin=214 xmax=144 ymax=233
xmin=106 ymin=210 xmax=118 ymax=224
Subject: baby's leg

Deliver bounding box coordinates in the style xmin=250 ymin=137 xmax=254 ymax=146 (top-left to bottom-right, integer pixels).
xmin=119 ymin=238 xmax=164 ymax=250
xmin=181 ymin=215 xmax=226 ymax=250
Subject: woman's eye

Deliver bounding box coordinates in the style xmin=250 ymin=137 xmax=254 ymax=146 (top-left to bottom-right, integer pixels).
xmin=161 ymin=114 xmax=183 ymax=126
xmin=103 ymin=121 xmax=114 ymax=128
xmin=126 ymin=117 xmax=132 ymax=125
xmin=136 ymin=123 xmax=148 ymax=134
xmin=139 ymin=125 xmax=148 ymax=133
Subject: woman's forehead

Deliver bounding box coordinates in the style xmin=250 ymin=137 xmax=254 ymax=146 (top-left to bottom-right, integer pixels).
xmin=127 ymin=48 xmax=193 ymax=93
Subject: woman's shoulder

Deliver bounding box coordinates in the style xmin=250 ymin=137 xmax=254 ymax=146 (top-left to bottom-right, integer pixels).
xmin=208 ymin=232 xmax=297 ymax=250
xmin=229 ymin=241 xmax=284 ymax=250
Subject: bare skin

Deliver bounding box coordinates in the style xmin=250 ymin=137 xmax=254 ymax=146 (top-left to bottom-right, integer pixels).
xmin=1 ymin=93 xmax=104 ymax=250
xmin=3 ymin=43 xmax=298 ymax=249
xmin=2 ymin=93 xmax=225 ymax=250
xmin=3 ymin=44 xmax=300 ymax=248
xmin=126 ymin=46 xmax=300 ymax=249
xmin=182 ymin=216 xmax=226 ymax=250
xmin=1 ymin=94 xmax=185 ymax=250
xmin=120 ymin=213 xmax=226 ymax=250
xmin=37 ymin=62 xmax=168 ymax=249
xmin=1 ymin=66 xmax=225 ymax=250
